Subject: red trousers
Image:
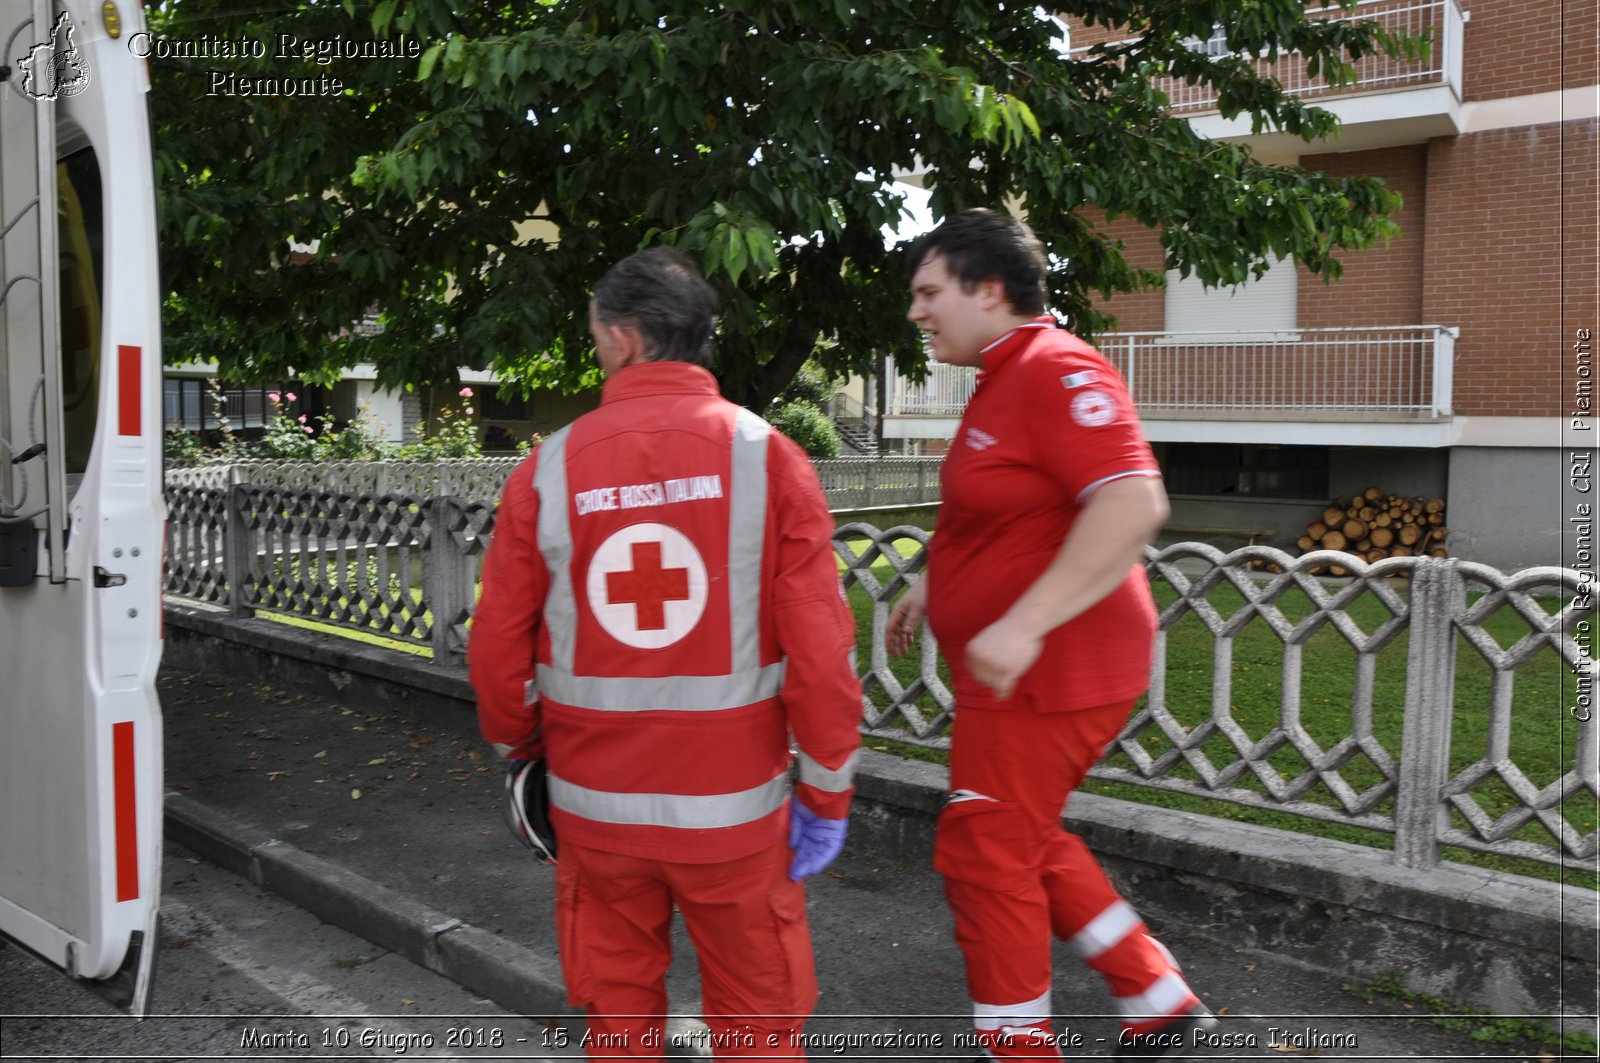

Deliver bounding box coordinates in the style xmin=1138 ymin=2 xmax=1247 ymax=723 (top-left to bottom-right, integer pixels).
xmin=555 ymin=836 xmax=817 ymax=1061
xmin=934 ymin=700 xmax=1197 ymax=1052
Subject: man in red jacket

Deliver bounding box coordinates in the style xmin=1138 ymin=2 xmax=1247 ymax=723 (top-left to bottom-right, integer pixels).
xmin=469 ymin=247 xmax=861 ymax=1060
xmin=888 ymin=210 xmax=1215 ymax=1060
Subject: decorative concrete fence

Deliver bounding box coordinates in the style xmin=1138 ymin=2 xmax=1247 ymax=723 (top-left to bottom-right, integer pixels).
xmin=811 ymin=457 xmax=944 ymax=509
xmin=164 ymin=458 xmax=524 ymax=501
xmin=166 ymin=456 xmax=945 ymax=512
xmin=163 ymin=480 xmax=1597 ymax=878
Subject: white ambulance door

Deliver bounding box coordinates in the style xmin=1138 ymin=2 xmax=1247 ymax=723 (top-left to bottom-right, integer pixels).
xmin=0 ymin=0 xmax=165 ymax=1016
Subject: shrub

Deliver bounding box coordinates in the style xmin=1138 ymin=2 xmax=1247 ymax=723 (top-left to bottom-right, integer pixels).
xmin=395 ymin=389 xmax=481 ymax=460
xmin=314 ymin=402 xmax=391 ymax=460
xmin=766 ymin=398 xmax=840 ymax=458
xmin=164 ymin=429 xmax=207 ymax=465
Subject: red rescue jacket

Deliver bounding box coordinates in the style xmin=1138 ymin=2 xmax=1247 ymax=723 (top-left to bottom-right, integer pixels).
xmin=470 ymin=362 xmax=861 ymax=862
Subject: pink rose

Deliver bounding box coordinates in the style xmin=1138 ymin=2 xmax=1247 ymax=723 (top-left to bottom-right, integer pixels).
xmin=459 ymin=387 xmax=474 ymax=398
xmin=285 ymin=392 xmax=297 ymax=403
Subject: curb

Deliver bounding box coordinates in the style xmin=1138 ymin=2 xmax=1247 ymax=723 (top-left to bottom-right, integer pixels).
xmin=163 ymin=794 xmax=570 ymax=1021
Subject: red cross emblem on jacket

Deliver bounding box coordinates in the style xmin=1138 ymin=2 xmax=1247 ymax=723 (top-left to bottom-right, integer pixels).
xmin=586 ymin=523 xmax=709 ymax=648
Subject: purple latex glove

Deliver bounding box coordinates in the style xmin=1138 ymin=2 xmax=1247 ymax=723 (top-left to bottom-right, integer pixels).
xmin=787 ymin=796 xmax=848 ymax=881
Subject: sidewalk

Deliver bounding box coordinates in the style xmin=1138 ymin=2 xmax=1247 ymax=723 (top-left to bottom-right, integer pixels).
xmin=156 ymin=663 xmax=1548 ymax=1061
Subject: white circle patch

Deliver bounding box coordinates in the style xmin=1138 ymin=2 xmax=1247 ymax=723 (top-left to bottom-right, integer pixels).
xmin=585 ymin=523 xmax=708 ymax=649
xmin=1070 ymin=389 xmax=1117 ymax=428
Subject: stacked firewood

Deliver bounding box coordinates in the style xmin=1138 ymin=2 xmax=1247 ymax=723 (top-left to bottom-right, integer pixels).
xmin=1296 ymin=486 xmax=1449 ymax=572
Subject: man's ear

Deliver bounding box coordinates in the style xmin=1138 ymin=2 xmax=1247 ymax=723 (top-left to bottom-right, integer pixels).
xmin=977 ymin=276 xmax=1009 ymax=312
xmin=610 ymin=322 xmax=648 ymax=366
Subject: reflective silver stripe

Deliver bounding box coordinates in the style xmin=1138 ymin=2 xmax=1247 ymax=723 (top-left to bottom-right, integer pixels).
xmin=549 ymin=770 xmax=789 ymax=830
xmin=1114 ymin=970 xmax=1192 ymax=1019
xmin=728 ymin=408 xmax=769 ymax=674
xmin=1068 ymin=899 xmax=1141 ymax=959
xmin=972 ymin=990 xmax=1052 ymax=1031
xmin=533 ymin=426 xmax=576 ymax=672
xmin=537 ymin=661 xmax=785 ymax=711
xmin=797 ymin=747 xmax=859 ymax=792
xmin=947 ymin=788 xmax=998 ymax=805
xmin=532 ymin=407 xmax=781 ymax=712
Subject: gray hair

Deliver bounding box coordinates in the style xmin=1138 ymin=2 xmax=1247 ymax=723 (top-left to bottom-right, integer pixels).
xmin=592 ymin=247 xmax=720 ymax=367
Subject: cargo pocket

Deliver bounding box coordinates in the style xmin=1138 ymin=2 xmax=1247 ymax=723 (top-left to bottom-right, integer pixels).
xmin=767 ymin=880 xmax=818 ymax=1014
xmin=934 ymin=794 xmax=1037 ymax=892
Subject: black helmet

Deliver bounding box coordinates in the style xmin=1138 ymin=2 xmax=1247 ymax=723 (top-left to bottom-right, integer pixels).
xmin=503 ymin=759 xmax=557 ymax=862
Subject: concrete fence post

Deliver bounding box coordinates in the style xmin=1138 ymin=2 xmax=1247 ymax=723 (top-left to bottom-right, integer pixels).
xmin=1394 ymin=557 xmax=1462 ymax=868
xmin=425 ymin=495 xmax=474 ymax=664
xmin=225 ymin=483 xmax=254 ymax=619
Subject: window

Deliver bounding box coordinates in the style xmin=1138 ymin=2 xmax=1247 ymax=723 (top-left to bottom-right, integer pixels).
xmin=162 ymin=379 xmax=279 ymax=433
xmin=1159 ymin=443 xmax=1329 ymax=500
xmin=1183 ymin=25 xmax=1232 ymax=58
xmin=480 ymin=385 xmax=533 ymax=421
xmin=1164 ymin=256 xmax=1297 ymax=336
xmin=57 ymin=148 xmax=102 ymax=475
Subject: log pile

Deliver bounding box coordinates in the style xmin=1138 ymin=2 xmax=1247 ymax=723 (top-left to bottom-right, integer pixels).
xmin=1293 ymin=486 xmax=1449 ymax=575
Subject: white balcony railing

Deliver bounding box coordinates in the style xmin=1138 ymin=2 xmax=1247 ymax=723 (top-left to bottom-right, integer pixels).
xmin=887 ymin=360 xmax=979 ymax=415
xmin=1069 ymin=0 xmax=1465 ymax=115
xmin=888 ymin=325 xmax=1457 ymax=419
xmin=1106 ymin=326 xmax=1456 ymax=417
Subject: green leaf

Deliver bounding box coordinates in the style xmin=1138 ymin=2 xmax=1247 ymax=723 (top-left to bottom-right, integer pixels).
xmin=370 ymin=0 xmax=397 ymax=37
xmin=723 ymin=225 xmax=748 ymax=284
xmin=744 ymin=226 xmax=775 ymax=280
xmin=417 ymin=42 xmax=444 ymax=82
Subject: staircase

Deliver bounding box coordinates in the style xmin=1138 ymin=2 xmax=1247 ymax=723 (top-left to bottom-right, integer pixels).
xmin=835 ymin=420 xmax=878 ymax=455
xmin=830 ymin=391 xmax=879 ymax=455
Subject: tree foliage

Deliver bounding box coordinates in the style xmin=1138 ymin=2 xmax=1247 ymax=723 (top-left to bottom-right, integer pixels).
xmin=149 ymin=0 xmax=1416 ymax=409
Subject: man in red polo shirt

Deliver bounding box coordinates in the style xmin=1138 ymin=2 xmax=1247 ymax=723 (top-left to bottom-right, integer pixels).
xmin=887 ymin=210 xmax=1215 ymax=1060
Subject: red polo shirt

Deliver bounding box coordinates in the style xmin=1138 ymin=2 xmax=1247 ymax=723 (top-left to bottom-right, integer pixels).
xmin=926 ymin=319 xmax=1162 ymax=712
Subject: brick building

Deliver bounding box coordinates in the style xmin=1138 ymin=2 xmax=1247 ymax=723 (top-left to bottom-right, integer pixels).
xmin=884 ymin=0 xmax=1597 ymax=570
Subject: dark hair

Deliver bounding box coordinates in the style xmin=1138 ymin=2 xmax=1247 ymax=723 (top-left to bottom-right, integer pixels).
xmin=906 ymin=208 xmax=1048 ymax=316
xmin=592 ymin=246 xmax=720 ymax=367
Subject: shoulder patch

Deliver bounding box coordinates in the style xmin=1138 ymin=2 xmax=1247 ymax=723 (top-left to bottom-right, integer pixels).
xmin=1070 ymin=390 xmax=1118 ymax=428
xmin=1061 ymin=370 xmax=1099 ymax=389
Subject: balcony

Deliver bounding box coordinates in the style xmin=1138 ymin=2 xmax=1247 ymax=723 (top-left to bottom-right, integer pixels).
xmin=1070 ymin=0 xmax=1468 ymax=152
xmin=886 ymin=325 xmax=1457 ymax=444
xmin=1102 ymin=326 xmax=1456 ymax=418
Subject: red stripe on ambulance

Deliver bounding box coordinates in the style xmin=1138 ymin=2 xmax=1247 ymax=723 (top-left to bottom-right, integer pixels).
xmin=117 ymin=345 xmax=141 ymax=436
xmin=112 ymin=722 xmax=139 ymax=901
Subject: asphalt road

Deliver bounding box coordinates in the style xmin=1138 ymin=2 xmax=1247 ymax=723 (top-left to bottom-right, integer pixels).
xmin=0 ymin=841 xmax=577 ymax=1062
